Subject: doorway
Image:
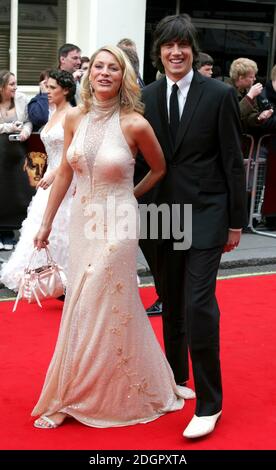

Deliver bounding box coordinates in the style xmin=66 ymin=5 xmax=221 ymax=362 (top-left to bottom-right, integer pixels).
xmin=194 ymin=19 xmax=273 ymax=82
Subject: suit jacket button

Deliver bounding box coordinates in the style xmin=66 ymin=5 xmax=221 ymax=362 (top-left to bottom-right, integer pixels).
xmin=171 ymin=163 xmax=177 ymax=167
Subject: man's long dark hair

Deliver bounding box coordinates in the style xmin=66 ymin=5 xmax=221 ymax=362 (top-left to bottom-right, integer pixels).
xmin=151 ymin=14 xmax=199 ymax=73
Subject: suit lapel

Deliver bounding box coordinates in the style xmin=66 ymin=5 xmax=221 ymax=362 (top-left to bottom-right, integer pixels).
xmin=157 ymin=78 xmax=174 ymax=158
xmin=174 ymin=71 xmax=205 ymax=154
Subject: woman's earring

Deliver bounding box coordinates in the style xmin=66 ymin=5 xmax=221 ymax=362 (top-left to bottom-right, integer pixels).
xmin=119 ymin=89 xmax=127 ymax=105
xmin=89 ymin=81 xmax=93 ymax=95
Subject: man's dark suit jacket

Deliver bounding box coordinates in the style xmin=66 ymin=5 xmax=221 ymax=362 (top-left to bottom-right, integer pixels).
xmin=134 ymin=70 xmax=247 ymax=249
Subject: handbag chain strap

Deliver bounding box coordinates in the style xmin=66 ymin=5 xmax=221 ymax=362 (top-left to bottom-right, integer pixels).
xmin=26 ymin=246 xmax=56 ymax=272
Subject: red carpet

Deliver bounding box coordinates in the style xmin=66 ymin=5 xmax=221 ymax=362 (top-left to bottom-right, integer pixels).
xmin=0 ymin=275 xmax=276 ymax=450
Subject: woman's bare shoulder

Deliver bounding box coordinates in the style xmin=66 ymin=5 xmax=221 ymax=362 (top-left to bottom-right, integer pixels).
xmin=65 ymin=106 xmax=86 ymax=131
xmin=121 ymin=111 xmax=149 ymax=132
xmin=66 ymin=106 xmax=84 ymax=120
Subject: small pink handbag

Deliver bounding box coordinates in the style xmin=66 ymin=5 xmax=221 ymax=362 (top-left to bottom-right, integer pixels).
xmin=13 ymin=246 xmax=66 ymax=312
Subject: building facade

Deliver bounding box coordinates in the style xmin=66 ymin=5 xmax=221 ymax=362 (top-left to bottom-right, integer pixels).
xmin=1 ymin=0 xmax=276 ymax=95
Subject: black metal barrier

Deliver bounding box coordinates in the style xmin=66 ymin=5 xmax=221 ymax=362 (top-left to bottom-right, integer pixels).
xmin=241 ymin=133 xmax=254 ymax=191
xmin=242 ymin=133 xmax=276 ymax=238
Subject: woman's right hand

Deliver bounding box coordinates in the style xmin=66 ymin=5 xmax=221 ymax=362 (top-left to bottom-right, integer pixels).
xmin=5 ymin=122 xmax=21 ymax=133
xmin=34 ymin=225 xmax=51 ymax=250
xmin=36 ymin=170 xmax=56 ymax=190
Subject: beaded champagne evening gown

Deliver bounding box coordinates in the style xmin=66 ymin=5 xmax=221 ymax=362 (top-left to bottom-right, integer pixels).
xmin=32 ymin=97 xmax=185 ymax=427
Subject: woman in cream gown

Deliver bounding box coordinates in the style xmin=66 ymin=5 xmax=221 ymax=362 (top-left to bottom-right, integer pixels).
xmin=32 ymin=46 xmax=185 ymax=429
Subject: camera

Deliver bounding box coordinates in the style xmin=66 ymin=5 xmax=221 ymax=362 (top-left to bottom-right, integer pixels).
xmin=8 ymin=134 xmax=21 ymax=141
xmin=258 ymin=97 xmax=274 ymax=112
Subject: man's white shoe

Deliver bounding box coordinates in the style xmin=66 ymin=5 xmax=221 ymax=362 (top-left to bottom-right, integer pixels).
xmin=3 ymin=243 xmax=13 ymax=250
xmin=177 ymin=385 xmax=196 ymax=399
xmin=183 ymin=410 xmax=222 ymax=438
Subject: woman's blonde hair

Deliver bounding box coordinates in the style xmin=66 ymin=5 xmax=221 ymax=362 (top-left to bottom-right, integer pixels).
xmin=81 ymin=45 xmax=144 ymax=114
xmin=229 ymin=58 xmax=258 ymax=82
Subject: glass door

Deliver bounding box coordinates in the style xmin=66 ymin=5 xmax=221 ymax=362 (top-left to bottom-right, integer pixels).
xmin=194 ymin=20 xmax=273 ymax=81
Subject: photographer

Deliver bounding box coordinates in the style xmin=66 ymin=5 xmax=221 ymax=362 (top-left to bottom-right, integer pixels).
xmin=226 ymin=58 xmax=273 ymax=133
xmin=254 ymin=66 xmax=276 ymax=229
xmin=256 ymin=65 xmax=276 ymax=132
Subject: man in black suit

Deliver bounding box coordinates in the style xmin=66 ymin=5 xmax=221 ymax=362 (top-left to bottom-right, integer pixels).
xmin=137 ymin=14 xmax=247 ymax=438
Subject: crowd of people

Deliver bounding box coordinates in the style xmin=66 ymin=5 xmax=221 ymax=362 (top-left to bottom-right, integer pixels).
xmin=0 ymin=12 xmax=275 ymax=439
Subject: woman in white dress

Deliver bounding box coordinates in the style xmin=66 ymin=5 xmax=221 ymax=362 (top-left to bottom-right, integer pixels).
xmin=32 ymin=46 xmax=186 ymax=429
xmin=1 ymin=70 xmax=75 ymax=291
